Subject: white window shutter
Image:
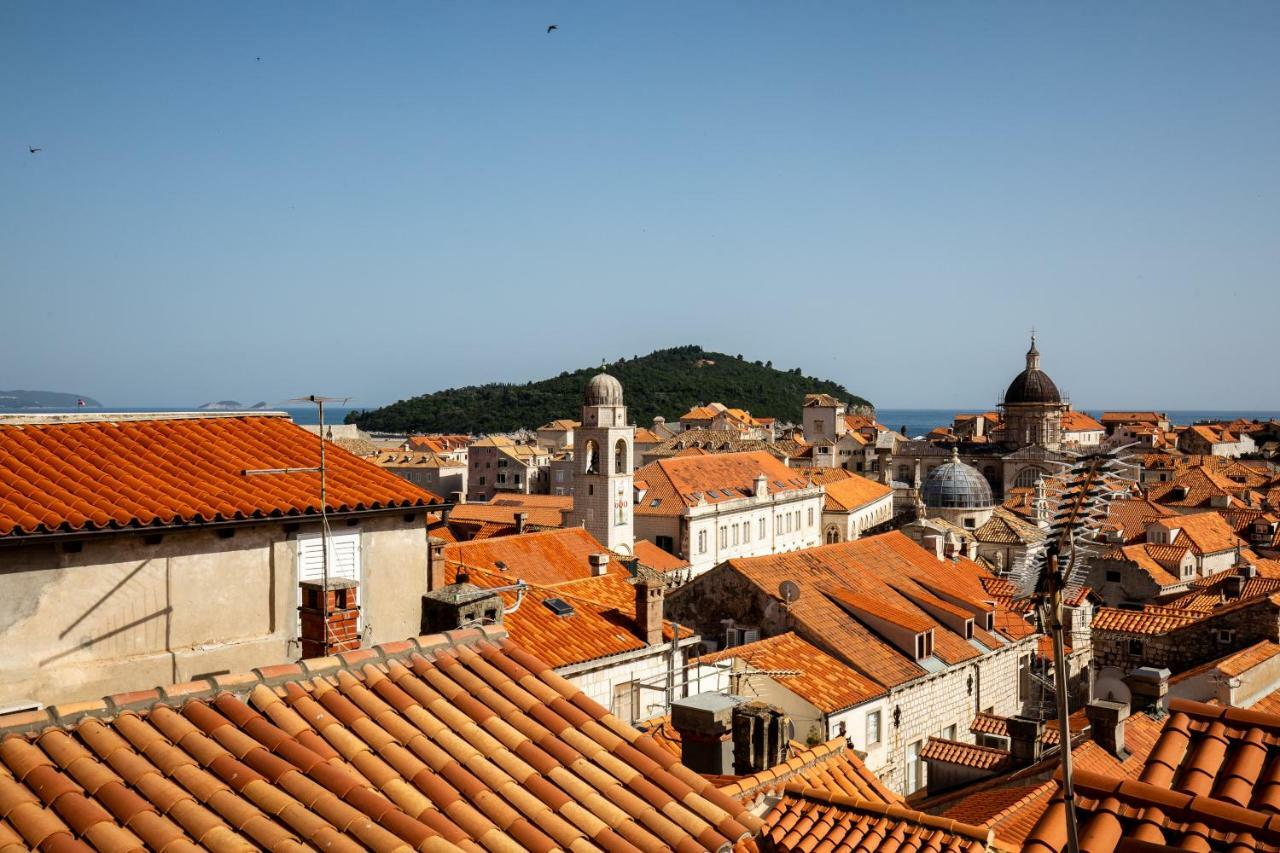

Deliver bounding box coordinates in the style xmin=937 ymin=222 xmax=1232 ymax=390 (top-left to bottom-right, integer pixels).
xmin=297 ymin=530 xmax=361 ymax=583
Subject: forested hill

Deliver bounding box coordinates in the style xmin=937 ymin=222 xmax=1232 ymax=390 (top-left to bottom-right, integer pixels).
xmin=348 ymin=345 xmax=872 ymax=434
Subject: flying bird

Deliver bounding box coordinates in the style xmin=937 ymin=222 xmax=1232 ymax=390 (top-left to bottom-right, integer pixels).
xmin=546 ymin=24 xmax=557 ymax=33
xmin=29 ymin=147 xmax=41 ymax=154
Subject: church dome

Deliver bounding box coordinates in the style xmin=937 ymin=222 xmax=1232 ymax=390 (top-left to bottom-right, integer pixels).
xmin=584 ymin=372 xmax=624 ymax=406
xmin=922 ymin=448 xmax=994 ymax=510
xmin=1004 ymin=337 xmax=1061 ymax=405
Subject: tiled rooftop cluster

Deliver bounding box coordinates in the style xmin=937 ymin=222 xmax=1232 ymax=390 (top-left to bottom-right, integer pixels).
xmin=0 ymin=627 xmax=760 ymax=853
xmin=1026 ymin=698 xmax=1280 ymax=851
xmin=0 ymin=413 xmax=438 ymax=539
xmin=634 ymin=452 xmax=815 ymax=516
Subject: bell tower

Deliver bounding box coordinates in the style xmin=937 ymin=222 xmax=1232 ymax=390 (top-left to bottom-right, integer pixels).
xmin=570 ymin=372 xmax=635 ymax=554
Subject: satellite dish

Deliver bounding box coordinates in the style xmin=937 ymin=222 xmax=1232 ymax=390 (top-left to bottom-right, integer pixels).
xmin=779 ymin=580 xmax=801 ymax=605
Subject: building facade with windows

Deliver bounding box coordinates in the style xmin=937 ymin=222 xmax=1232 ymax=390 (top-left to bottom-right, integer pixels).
xmin=632 ymin=450 xmax=824 ymax=577
xmin=466 ymin=435 xmax=551 ymax=501
xmin=0 ymin=412 xmax=439 ymax=711
xmin=665 ymin=531 xmax=1041 ymax=795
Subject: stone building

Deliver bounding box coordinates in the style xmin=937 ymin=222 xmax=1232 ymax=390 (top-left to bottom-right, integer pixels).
xmin=369 ymin=449 xmax=466 ymax=499
xmin=0 ymin=412 xmax=439 ymax=711
xmin=819 ymin=472 xmax=895 ymax=543
xmin=565 ymin=372 xmax=635 ymax=555
xmin=465 ymin=435 xmax=550 ymax=501
xmin=632 ymin=451 xmax=824 ymax=577
xmin=665 ymin=531 xmax=1040 ymax=795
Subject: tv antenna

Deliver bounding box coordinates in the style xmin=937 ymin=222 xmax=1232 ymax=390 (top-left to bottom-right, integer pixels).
xmin=242 ymin=395 xmax=350 ymax=658
xmin=1011 ymin=445 xmax=1137 ymax=853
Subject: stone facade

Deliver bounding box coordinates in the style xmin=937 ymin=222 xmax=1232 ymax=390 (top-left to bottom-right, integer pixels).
xmin=1092 ymin=597 xmax=1280 ymax=675
xmin=0 ymin=512 xmax=430 ymax=710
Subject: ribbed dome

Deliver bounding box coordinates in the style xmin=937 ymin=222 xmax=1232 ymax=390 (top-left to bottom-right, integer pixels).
xmin=584 ymin=372 xmax=624 ymax=406
xmin=922 ymin=449 xmax=994 ymax=510
xmin=1004 ymin=337 xmax=1061 ymax=405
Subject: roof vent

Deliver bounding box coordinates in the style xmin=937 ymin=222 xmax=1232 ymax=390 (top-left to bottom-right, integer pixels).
xmin=588 ymin=553 xmax=610 ymax=576
xmin=544 ymin=598 xmax=575 ymax=617
xmin=494 ymin=560 xmax=508 ymax=572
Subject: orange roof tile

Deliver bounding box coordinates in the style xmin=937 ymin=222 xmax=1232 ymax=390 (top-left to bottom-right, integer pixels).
xmin=1103 ymin=498 xmax=1178 ymax=543
xmin=443 ymin=527 xmax=630 ymax=587
xmin=634 ymin=451 xmax=814 ymax=517
xmin=822 ymin=475 xmax=893 ymax=512
xmin=1091 ymin=604 xmax=1203 ymax=634
xmin=0 ymin=414 xmax=438 ymax=539
xmin=694 ymin=633 xmax=885 ymax=713
xmin=921 ymin=738 xmax=1012 ymax=772
xmin=0 ymin=627 xmax=759 ymax=852
xmin=446 ymin=502 xmax=565 ymax=529
xmin=1060 ymin=411 xmax=1104 ymax=433
xmin=1025 ymin=699 xmax=1280 ymax=852
xmin=634 ymin=538 xmax=692 ymax=572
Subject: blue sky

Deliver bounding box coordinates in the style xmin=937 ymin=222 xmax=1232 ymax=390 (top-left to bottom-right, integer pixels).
xmin=3 ymin=3 xmax=1277 ymax=409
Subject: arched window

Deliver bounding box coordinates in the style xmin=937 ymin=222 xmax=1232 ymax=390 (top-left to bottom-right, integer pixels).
xmin=825 ymin=525 xmax=841 ymax=544
xmin=583 ymin=439 xmax=599 ymax=474
xmin=614 ymin=439 xmax=628 ymax=474
xmin=1014 ymin=466 xmax=1047 ymax=489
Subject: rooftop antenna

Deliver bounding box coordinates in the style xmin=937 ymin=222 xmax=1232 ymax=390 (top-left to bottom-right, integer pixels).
xmin=779 ymin=580 xmax=801 ymax=607
xmin=1009 ymin=444 xmax=1138 ymax=853
xmin=242 ymin=395 xmax=349 ymax=658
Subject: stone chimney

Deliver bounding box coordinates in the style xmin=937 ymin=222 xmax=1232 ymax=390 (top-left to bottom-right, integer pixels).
xmin=514 ymin=512 xmax=528 ymax=534
xmin=754 ymin=472 xmax=769 ymax=498
xmin=420 ymin=581 xmax=503 ymax=634
xmin=634 ymin=575 xmax=665 ymax=646
xmin=1006 ymin=716 xmax=1044 ymax=765
xmin=1085 ymin=700 xmax=1129 ymax=760
xmin=1125 ymin=667 xmax=1170 ymax=714
xmin=670 ymin=693 xmax=740 ymax=774
xmin=588 ymin=552 xmax=610 ymax=576
xmin=732 ymin=702 xmax=789 ymax=776
xmin=1225 ymin=574 xmax=1247 ymax=598
xmin=427 ymin=536 xmax=447 ymax=591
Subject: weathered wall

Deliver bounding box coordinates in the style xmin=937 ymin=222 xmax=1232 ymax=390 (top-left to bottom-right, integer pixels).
xmin=0 ymin=513 xmax=428 ymax=709
xmin=1093 ymin=598 xmax=1280 ymax=673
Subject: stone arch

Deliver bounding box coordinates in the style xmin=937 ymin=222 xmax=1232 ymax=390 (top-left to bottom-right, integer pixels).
xmin=1014 ymin=466 xmax=1048 ymax=489
xmin=614 ymin=438 xmax=628 ymax=474
xmin=824 ymin=524 xmax=841 ymax=545
xmin=583 ymin=439 xmax=599 ymax=474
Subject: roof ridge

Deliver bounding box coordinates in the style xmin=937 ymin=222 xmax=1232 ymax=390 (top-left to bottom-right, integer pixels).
xmin=0 ymin=624 xmax=508 ymax=737
xmin=782 ymin=783 xmax=995 ymax=844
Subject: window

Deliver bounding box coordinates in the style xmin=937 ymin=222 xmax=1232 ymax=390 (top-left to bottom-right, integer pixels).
xmin=1216 ymin=629 xmax=1236 ymax=644
xmin=866 ymin=711 xmax=882 ymax=746
xmin=941 ymin=724 xmax=957 ymax=741
xmin=614 ymin=439 xmax=627 ymax=474
xmin=743 ymin=522 xmax=750 ymax=543
xmin=656 ymin=535 xmax=674 ymax=553
xmin=697 ymin=530 xmax=707 ymax=554
xmin=825 ymin=525 xmax=840 ymax=545
xmin=612 ymin=681 xmax=638 ymax=723
xmin=759 ymin=517 xmax=767 ymax=538
xmin=1018 ymin=654 xmax=1032 ymax=703
xmin=905 ymin=740 xmax=924 ymax=794
xmin=1106 ymin=570 xmax=1122 ymax=583
xmin=897 ymin=464 xmax=910 ymax=482
xmin=1015 ymin=467 xmax=1049 ymax=489
xmin=732 ymin=525 xmax=739 ymax=546
xmin=1128 ymin=639 xmax=1144 ymax=656
xmin=807 ymin=507 xmax=814 ymax=527
xmin=583 ymin=439 xmax=600 ymax=474
xmin=478 ymin=475 xmax=486 ymax=485
xmin=818 ymin=446 xmax=830 ymax=455
xmin=497 ymin=459 xmax=508 ymax=468
xmin=719 ymin=527 xmax=728 ymax=548
xmin=497 ymin=473 xmax=507 ymax=484
xmin=297 ymin=529 xmax=361 ymax=633
xmin=979 ymin=734 xmax=1010 ymax=750
xmin=785 ymin=514 xmax=792 ymax=533
xmin=814 ymin=419 xmax=825 ymax=434
xmin=963 ymin=517 xmax=975 ymax=529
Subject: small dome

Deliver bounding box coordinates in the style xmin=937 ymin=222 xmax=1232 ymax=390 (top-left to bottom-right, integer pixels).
xmin=1004 ymin=336 xmax=1061 ymax=405
xmin=923 ymin=448 xmax=994 ymax=510
xmin=584 ymin=372 xmax=624 ymax=406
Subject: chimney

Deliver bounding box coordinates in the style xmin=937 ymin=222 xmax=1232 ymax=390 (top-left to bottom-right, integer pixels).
xmin=634 ymin=575 xmax=665 ymax=646
xmin=1006 ymin=716 xmax=1044 ymax=765
xmin=732 ymin=702 xmax=789 ymax=776
xmin=449 ymin=491 xmax=465 ymax=505
xmin=420 ymin=579 xmax=503 ymax=634
xmin=427 ymin=536 xmax=447 ymax=591
xmin=1225 ymin=574 xmax=1247 ymax=598
xmin=1125 ymin=667 xmax=1170 ymax=714
xmin=515 ymin=512 xmax=528 ymax=534
xmin=1240 ymin=561 xmax=1258 ymax=579
xmin=589 ymin=552 xmax=610 ymax=576
xmin=670 ymin=693 xmax=741 ymax=774
xmin=923 ymin=534 xmax=945 ymax=560
xmin=754 ymin=472 xmax=769 ymax=497
xmin=1085 ymin=700 xmax=1129 ymax=760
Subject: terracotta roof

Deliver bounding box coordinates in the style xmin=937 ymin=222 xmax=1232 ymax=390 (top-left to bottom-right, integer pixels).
xmin=536 ymin=419 xmax=579 ymax=431
xmin=1060 ymin=411 xmax=1104 ymax=433
xmin=0 ymin=414 xmax=439 ymax=539
xmin=634 ymin=451 xmax=814 ymax=517
xmin=1171 ymin=640 xmax=1280 ymax=684
xmin=1164 ymin=510 xmax=1246 ymax=555
xmin=821 ymin=476 xmax=892 ymax=512
xmin=443 ymin=528 xmax=630 ymax=587
xmin=718 ymin=532 xmax=1027 ymax=689
xmin=632 ymin=428 xmax=663 ymax=444
xmin=1100 ymin=411 xmax=1164 ymax=425
xmin=975 ymin=507 xmax=1043 ymax=546
xmin=1025 ymin=698 xmax=1280 ymax=852
xmin=718 ymin=739 xmax=898 ymax=803
xmin=633 ymin=539 xmax=692 ymax=573
xmin=758 ymin=785 xmax=991 ymax=853
xmin=1107 ymin=543 xmax=1190 ymax=587
xmin=1103 ymin=498 xmax=1178 ymax=544
xmin=372 ymin=450 xmax=464 ymax=468
xmin=1091 ymin=605 xmax=1203 ymax=634
xmin=0 ymin=627 xmax=759 ymax=852
xmin=693 ymin=633 xmax=885 ymax=713
xmin=1148 ymin=467 xmax=1252 ymax=509
xmin=446 ymin=502 xmax=566 ymax=530
xmin=921 ymin=738 xmax=1012 ymax=772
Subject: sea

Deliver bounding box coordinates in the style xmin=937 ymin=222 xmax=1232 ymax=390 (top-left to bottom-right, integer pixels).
xmin=2 ymin=406 xmax=1278 ymax=438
